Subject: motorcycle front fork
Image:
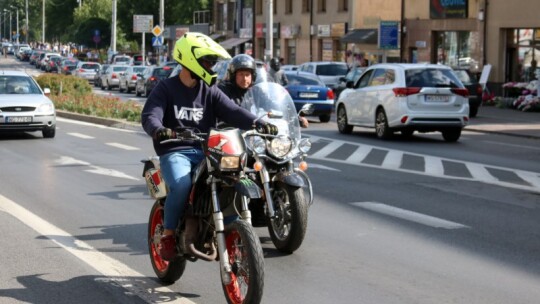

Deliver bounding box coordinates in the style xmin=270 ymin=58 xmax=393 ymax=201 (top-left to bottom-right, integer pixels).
xmin=210 ymin=180 xmax=233 ymax=285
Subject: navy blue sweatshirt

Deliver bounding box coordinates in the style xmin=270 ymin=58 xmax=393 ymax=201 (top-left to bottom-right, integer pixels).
xmin=141 ymin=76 xmax=257 ymax=156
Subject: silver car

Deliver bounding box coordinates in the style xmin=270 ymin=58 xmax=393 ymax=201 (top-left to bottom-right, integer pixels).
xmin=336 ymin=63 xmax=469 ymax=142
xmin=0 ymin=70 xmax=56 ymax=138
xmin=119 ymin=66 xmax=148 ymax=93
xmin=73 ymin=61 xmax=101 ymax=83
xmin=100 ymin=65 xmax=129 ymax=90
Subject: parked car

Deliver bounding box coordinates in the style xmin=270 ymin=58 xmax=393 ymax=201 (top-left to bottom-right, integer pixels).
xmin=135 ymin=66 xmax=173 ymax=97
xmin=0 ymin=70 xmax=56 ymax=138
xmin=59 ymin=58 xmax=79 ymax=75
xmin=44 ymin=55 xmax=63 ymax=73
xmin=38 ymin=53 xmax=62 ymax=70
xmin=29 ymin=50 xmax=44 ymax=65
xmin=100 ymin=65 xmax=129 ymax=90
xmin=334 ymin=66 xmax=366 ymax=99
xmin=282 ymin=65 xmax=298 ymax=71
xmin=129 ymin=54 xmax=147 ymax=66
xmin=284 ymin=71 xmax=334 ymax=122
xmin=110 ymin=54 xmax=131 ymax=65
xmin=453 ymin=68 xmax=482 ymax=117
xmin=335 ymin=63 xmax=469 ymax=142
xmin=297 ymin=61 xmax=349 ymax=89
xmin=119 ymin=66 xmax=148 ymax=93
xmin=20 ymin=48 xmax=33 ymax=61
xmin=93 ymin=64 xmax=109 ymax=87
xmin=73 ymin=61 xmax=101 ymax=83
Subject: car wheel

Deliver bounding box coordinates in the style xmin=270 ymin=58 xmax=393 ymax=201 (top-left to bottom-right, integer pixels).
xmin=375 ymin=109 xmax=393 ymax=139
xmin=42 ymin=126 xmax=56 ymax=138
xmin=126 ymin=86 xmax=131 ymax=94
xmin=107 ymin=81 xmax=112 ymax=90
xmin=135 ymin=86 xmax=141 ymax=97
xmin=469 ymin=105 xmax=478 ymax=118
xmin=319 ymin=114 xmax=331 ymax=123
xmin=442 ymin=128 xmax=462 ymax=142
xmin=101 ymin=81 xmax=106 ymax=90
xmin=119 ymin=83 xmax=124 ymax=93
xmin=337 ymin=105 xmax=353 ymax=134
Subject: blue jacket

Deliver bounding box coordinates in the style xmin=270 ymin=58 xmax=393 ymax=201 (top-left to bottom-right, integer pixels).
xmin=141 ymin=76 xmax=257 ymax=156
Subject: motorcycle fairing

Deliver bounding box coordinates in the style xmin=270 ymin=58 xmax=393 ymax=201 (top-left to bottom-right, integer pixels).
xmin=234 ymin=178 xmax=263 ymax=199
xmin=273 ymin=171 xmax=305 ymax=188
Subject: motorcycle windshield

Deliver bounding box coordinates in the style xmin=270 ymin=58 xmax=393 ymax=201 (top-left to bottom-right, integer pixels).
xmin=243 ymin=82 xmax=301 ymax=142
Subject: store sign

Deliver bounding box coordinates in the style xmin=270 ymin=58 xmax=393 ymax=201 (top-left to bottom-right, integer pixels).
xmin=281 ymin=25 xmax=300 ymax=39
xmin=317 ymin=25 xmax=331 ymax=37
xmin=378 ymin=21 xmax=399 ymax=50
xmin=331 ymin=23 xmax=347 ymax=37
xmin=256 ymin=23 xmax=280 ymax=38
xmin=430 ymin=0 xmax=468 ymax=19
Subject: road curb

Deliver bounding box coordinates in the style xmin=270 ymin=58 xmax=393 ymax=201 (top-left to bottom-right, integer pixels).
xmin=56 ymin=110 xmax=142 ymax=131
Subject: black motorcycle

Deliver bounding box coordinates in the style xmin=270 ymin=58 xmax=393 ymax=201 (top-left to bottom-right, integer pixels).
xmin=241 ymin=82 xmax=314 ymax=254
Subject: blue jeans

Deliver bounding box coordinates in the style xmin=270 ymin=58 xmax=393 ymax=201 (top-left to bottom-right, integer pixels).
xmin=159 ymin=149 xmax=204 ymax=230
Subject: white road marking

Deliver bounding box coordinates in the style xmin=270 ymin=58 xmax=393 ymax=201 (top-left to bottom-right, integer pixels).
xmin=56 ymin=117 xmax=140 ymax=133
xmin=56 ymin=156 xmax=139 ymax=181
xmin=0 ymin=194 xmax=196 ymax=304
xmin=466 ymin=163 xmax=500 ymax=183
xmin=307 ymin=163 xmax=341 ymax=171
xmin=107 ymin=142 xmax=140 ymax=151
xmin=482 ymin=140 xmax=540 ymax=151
xmin=310 ymin=141 xmax=342 ymax=158
xmin=381 ymin=150 xmax=403 ymax=169
xmin=515 ymin=171 xmax=540 ymax=189
xmin=351 ymin=202 xmax=469 ymax=229
xmin=67 ymin=132 xmax=95 ymax=139
xmin=345 ymin=145 xmax=372 ymax=163
xmin=423 ymin=156 xmax=445 ymax=176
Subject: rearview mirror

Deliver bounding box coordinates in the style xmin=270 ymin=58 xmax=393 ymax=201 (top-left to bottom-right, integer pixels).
xmin=299 ymin=103 xmax=315 ymax=115
xmin=346 ymin=80 xmax=354 ymax=88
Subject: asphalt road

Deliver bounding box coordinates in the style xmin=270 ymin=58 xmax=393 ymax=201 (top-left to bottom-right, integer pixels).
xmin=1 ymin=56 xmax=540 ymax=303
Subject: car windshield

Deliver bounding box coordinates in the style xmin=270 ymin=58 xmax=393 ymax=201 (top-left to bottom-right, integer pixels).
xmin=286 ymin=73 xmax=324 ymax=86
xmin=0 ymin=76 xmax=41 ymax=94
xmin=82 ymin=63 xmax=98 ymax=69
xmin=133 ymin=67 xmax=147 ymax=73
xmin=115 ymin=57 xmax=129 ymax=63
xmin=113 ymin=66 xmax=128 ymax=72
xmin=315 ymin=64 xmax=348 ymax=76
xmin=154 ymin=68 xmax=173 ymax=78
xmin=405 ymin=68 xmax=462 ymax=88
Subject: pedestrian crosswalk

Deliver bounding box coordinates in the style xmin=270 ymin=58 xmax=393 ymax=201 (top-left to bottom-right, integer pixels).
xmin=306 ymin=135 xmax=540 ymax=194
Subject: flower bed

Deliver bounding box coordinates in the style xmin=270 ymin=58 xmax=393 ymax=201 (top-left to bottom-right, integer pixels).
xmin=501 ymin=80 xmax=540 ymax=112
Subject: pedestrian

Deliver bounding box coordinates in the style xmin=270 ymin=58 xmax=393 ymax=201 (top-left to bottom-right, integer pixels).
xmin=140 ymin=32 xmax=278 ymax=260
xmin=268 ymin=57 xmax=288 ymax=86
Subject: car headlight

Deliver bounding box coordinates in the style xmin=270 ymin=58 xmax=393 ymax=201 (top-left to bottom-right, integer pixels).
xmin=298 ymin=138 xmax=311 ymax=153
xmin=38 ymin=103 xmax=54 ymax=113
xmin=220 ymin=156 xmax=240 ymax=169
xmin=268 ymin=136 xmax=292 ymax=158
xmin=246 ymin=136 xmax=266 ymax=154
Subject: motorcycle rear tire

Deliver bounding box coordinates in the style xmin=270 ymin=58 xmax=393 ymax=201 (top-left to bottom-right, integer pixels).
xmin=268 ymin=184 xmax=308 ymax=254
xmin=148 ymin=200 xmax=187 ymax=284
xmin=222 ymin=220 xmax=265 ymax=304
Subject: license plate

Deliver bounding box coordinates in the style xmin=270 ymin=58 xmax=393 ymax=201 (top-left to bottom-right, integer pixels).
xmin=6 ymin=116 xmax=32 ymax=123
xmin=426 ymin=95 xmax=449 ymax=102
xmin=299 ymin=92 xmax=319 ymax=99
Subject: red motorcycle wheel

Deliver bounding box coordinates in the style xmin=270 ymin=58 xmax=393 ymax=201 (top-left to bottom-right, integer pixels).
xmin=223 ymin=220 xmax=265 ymax=304
xmin=148 ymin=200 xmax=186 ymax=284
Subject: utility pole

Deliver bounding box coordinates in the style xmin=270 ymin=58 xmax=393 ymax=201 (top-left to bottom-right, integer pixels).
xmin=15 ymin=9 xmax=18 ymax=44
xmin=265 ymin=0 xmax=273 ymax=62
xmin=111 ymin=0 xmax=117 ymax=53
xmin=25 ymin=0 xmax=28 ymax=43
xmin=42 ymin=0 xmax=45 ymax=44
xmin=159 ymin=0 xmax=164 ymax=65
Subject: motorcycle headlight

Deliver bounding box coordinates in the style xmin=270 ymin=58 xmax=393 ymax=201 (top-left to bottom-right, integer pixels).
xmin=298 ymin=138 xmax=311 ymax=153
xmin=220 ymin=156 xmax=240 ymax=169
xmin=268 ymin=136 xmax=292 ymax=158
xmin=247 ymin=136 xmax=266 ymax=154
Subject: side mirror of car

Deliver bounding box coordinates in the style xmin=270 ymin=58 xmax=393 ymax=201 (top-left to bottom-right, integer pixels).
xmin=43 ymin=88 xmax=51 ymax=96
xmin=339 ymin=76 xmax=346 ymax=82
xmin=346 ymin=80 xmax=354 ymax=88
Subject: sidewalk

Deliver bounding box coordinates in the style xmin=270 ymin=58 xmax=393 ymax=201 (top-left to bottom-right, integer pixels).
xmin=466 ymin=106 xmax=540 ymax=139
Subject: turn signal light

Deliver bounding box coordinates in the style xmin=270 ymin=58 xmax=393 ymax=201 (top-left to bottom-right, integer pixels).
xmin=253 ymin=161 xmax=263 ymax=172
xmin=298 ymin=161 xmax=308 ymax=171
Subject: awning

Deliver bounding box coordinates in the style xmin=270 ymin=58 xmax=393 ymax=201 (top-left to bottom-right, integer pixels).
xmin=220 ymin=38 xmax=251 ymax=49
xmin=209 ymin=33 xmax=223 ymax=40
xmin=340 ymin=29 xmax=378 ymax=44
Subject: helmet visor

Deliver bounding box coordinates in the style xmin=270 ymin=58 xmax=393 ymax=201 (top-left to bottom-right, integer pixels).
xmin=199 ymin=55 xmax=219 ymax=71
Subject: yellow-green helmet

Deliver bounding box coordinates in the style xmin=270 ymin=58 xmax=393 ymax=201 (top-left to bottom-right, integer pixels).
xmin=173 ymin=32 xmax=231 ymax=86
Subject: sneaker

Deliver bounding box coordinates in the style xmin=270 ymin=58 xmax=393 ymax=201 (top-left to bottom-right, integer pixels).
xmin=159 ymin=235 xmax=176 ymax=261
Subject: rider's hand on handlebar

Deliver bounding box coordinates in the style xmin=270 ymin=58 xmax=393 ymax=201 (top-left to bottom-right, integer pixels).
xmin=299 ymin=116 xmax=309 ymax=128
xmin=255 ymin=121 xmax=279 ymax=135
xmin=155 ymin=128 xmax=176 ymax=141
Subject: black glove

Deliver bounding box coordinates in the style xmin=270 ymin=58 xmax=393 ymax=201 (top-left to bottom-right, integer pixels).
xmin=155 ymin=128 xmax=176 ymax=141
xmin=255 ymin=121 xmax=278 ymax=135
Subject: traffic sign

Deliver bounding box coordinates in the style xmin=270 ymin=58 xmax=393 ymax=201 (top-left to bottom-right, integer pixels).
xmin=152 ymin=36 xmax=163 ymax=47
xmin=152 ymin=25 xmax=163 ymax=37
xmin=133 ymin=15 xmax=153 ymax=33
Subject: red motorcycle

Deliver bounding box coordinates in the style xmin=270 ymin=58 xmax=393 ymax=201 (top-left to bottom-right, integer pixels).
xmin=143 ymin=127 xmax=265 ymax=304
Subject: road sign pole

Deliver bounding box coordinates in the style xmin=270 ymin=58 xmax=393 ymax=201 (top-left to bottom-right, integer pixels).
xmin=142 ymin=32 xmax=145 ymax=65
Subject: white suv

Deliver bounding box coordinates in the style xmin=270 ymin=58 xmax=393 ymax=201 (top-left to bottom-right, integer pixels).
xmin=297 ymin=61 xmax=348 ymax=89
xmin=335 ymin=63 xmax=469 ymax=142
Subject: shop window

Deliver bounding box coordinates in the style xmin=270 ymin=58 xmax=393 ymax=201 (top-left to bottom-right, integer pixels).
xmin=434 ymin=31 xmax=479 ymax=70
xmin=302 ymin=0 xmax=311 ymax=13
xmin=317 ymin=0 xmax=326 ymax=13
xmin=285 ymin=0 xmax=293 ymax=14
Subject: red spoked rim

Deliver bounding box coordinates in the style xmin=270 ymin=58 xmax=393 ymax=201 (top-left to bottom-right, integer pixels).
xmin=150 ymin=204 xmax=169 ymax=272
xmin=224 ymin=230 xmax=249 ymax=304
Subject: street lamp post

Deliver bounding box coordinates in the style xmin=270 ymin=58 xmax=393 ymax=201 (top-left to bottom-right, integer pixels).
xmin=25 ymin=0 xmax=28 ymax=43
xmin=42 ymin=0 xmax=45 ymax=44
xmin=10 ymin=6 xmax=19 ymax=44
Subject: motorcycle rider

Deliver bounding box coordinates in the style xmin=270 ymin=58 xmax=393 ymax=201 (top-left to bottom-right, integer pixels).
xmin=141 ymin=32 xmax=278 ymax=261
xmin=219 ymin=54 xmax=308 ymax=128
xmin=268 ymin=57 xmax=288 ymax=86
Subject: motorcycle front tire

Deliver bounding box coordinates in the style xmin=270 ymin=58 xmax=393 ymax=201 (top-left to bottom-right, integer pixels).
xmin=148 ymin=199 xmax=187 ymax=284
xmin=222 ymin=220 xmax=265 ymax=304
xmin=268 ymin=184 xmax=308 ymax=254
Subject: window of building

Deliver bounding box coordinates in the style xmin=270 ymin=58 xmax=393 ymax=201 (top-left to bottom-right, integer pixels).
xmin=274 ymin=0 xmax=277 ymax=14
xmin=302 ymin=0 xmax=311 ymax=13
xmin=317 ymin=0 xmax=326 ymax=13
xmin=338 ymin=0 xmax=348 ymax=12
xmin=285 ymin=0 xmax=293 ymax=14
